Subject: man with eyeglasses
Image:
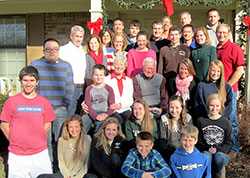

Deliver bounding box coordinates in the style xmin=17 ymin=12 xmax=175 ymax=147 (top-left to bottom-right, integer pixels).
xmin=30 ymin=38 xmax=74 ymax=169
xmin=59 ymin=25 xmax=86 ymax=116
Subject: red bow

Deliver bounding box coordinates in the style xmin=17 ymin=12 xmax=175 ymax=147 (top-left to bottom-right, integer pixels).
xmin=161 ymin=0 xmax=174 ymax=17
xmin=243 ymin=17 xmax=250 ymax=35
xmin=87 ymin=18 xmax=103 ymax=35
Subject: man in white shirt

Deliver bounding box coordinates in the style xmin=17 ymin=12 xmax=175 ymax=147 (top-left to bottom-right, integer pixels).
xmin=59 ymin=25 xmax=86 ymax=116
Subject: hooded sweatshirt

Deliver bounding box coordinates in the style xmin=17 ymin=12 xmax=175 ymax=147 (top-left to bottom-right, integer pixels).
xmin=169 ymin=147 xmax=211 ymax=178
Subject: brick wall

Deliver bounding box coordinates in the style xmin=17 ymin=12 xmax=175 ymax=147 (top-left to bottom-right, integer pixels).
xmin=44 ymin=12 xmax=90 ymax=46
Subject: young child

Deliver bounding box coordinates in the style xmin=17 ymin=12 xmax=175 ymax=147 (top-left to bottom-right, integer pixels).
xmin=82 ymin=64 xmax=117 ymax=133
xmin=196 ymin=93 xmax=232 ymax=178
xmin=121 ymin=131 xmax=171 ymax=178
xmin=169 ymin=124 xmax=211 ymax=178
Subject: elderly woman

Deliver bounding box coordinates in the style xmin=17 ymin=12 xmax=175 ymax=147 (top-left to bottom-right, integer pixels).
xmin=104 ymin=55 xmax=133 ymax=122
xmin=106 ymin=32 xmax=128 ymax=73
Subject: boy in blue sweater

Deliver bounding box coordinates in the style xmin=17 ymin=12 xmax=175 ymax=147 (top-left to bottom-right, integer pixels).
xmin=121 ymin=131 xmax=171 ymax=178
xmin=169 ymin=124 xmax=211 ymax=178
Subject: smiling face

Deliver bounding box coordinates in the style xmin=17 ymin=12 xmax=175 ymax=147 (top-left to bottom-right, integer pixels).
xmin=209 ymin=64 xmax=221 ymax=82
xmin=208 ymin=10 xmax=220 ymax=27
xmin=182 ymin=27 xmax=194 ymax=42
xmin=195 ymin=30 xmax=206 ymax=45
xmin=143 ymin=61 xmax=156 ymax=79
xmin=181 ymin=136 xmax=197 ymax=153
xmin=114 ymin=35 xmax=124 ymax=51
xmin=216 ymin=25 xmax=230 ymax=46
xmin=136 ymin=139 xmax=153 ymax=159
xmin=104 ymin=123 xmax=118 ymax=141
xmin=180 ymin=13 xmax=191 ymax=26
xmin=93 ymin=68 xmax=105 ymax=85
xmin=21 ymin=75 xmax=39 ymax=97
xmin=169 ymin=100 xmax=183 ymax=119
xmin=114 ymin=60 xmax=126 ymax=75
xmin=129 ymin=26 xmax=140 ymax=38
xmin=208 ymin=99 xmax=222 ymax=117
xmin=102 ymin=31 xmax=111 ymax=46
xmin=68 ymin=120 xmax=81 ymax=139
xmin=137 ymin=35 xmax=148 ymax=50
xmin=179 ymin=63 xmax=189 ymax=79
xmin=170 ymin=30 xmax=181 ymax=46
xmin=70 ymin=30 xmax=84 ymax=47
xmin=152 ymin=23 xmax=164 ymax=39
xmin=133 ymin=102 xmax=145 ymax=121
xmin=113 ymin=20 xmax=124 ymax=33
xmin=163 ymin=17 xmax=172 ymax=31
xmin=89 ymin=37 xmax=100 ymax=53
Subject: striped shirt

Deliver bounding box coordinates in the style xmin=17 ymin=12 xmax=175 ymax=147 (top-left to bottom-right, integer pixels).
xmin=30 ymin=57 xmax=74 ymax=107
xmin=121 ymin=148 xmax=171 ymax=178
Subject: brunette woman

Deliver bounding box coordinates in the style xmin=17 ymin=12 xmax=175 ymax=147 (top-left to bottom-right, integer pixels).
xmin=99 ymin=27 xmax=115 ymax=55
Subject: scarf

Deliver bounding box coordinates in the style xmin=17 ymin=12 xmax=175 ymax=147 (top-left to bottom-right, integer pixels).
xmin=175 ymin=74 xmax=193 ymax=101
xmin=111 ymin=72 xmax=126 ymax=96
xmin=90 ymin=50 xmax=103 ymax=64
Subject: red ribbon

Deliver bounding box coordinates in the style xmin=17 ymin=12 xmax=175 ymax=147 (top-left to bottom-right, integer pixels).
xmin=161 ymin=0 xmax=174 ymax=17
xmin=87 ymin=17 xmax=103 ymax=35
xmin=243 ymin=17 xmax=250 ymax=35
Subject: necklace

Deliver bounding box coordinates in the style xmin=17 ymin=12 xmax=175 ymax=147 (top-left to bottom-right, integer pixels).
xmin=69 ymin=143 xmax=75 ymax=153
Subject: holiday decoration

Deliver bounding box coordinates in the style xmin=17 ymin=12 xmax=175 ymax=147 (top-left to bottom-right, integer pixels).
xmin=87 ymin=17 xmax=103 ymax=35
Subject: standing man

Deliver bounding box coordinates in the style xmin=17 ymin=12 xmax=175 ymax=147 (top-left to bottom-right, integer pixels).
xmin=125 ymin=19 xmax=141 ymax=51
xmin=216 ymin=24 xmax=244 ymax=159
xmin=181 ymin=24 xmax=196 ymax=52
xmin=158 ymin=26 xmax=190 ymax=81
xmin=206 ymin=8 xmax=233 ymax=47
xmin=59 ymin=25 xmax=86 ymax=116
xmin=150 ymin=21 xmax=171 ymax=65
xmin=180 ymin=11 xmax=192 ymax=27
xmin=30 ymin=38 xmax=74 ymax=165
xmin=113 ymin=18 xmax=125 ymax=33
xmin=0 ymin=66 xmax=56 ymax=178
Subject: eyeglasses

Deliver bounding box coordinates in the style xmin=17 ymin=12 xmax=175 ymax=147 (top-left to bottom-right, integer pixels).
xmin=44 ymin=48 xmax=59 ymax=52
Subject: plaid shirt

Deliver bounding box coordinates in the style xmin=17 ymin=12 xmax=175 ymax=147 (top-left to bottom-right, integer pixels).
xmin=121 ymin=148 xmax=171 ymax=178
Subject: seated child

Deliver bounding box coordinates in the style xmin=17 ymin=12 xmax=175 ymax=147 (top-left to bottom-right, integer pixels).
xmin=196 ymin=93 xmax=232 ymax=178
xmin=121 ymin=131 xmax=171 ymax=178
xmin=82 ymin=64 xmax=119 ymax=133
xmin=169 ymin=124 xmax=211 ymax=178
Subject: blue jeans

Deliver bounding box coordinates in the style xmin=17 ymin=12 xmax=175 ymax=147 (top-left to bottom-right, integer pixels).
xmin=47 ymin=107 xmax=68 ymax=163
xmin=82 ymin=114 xmax=104 ymax=133
xmin=229 ymin=88 xmax=240 ymax=153
xmin=68 ymin=87 xmax=83 ymax=116
xmin=203 ymin=151 xmax=229 ymax=176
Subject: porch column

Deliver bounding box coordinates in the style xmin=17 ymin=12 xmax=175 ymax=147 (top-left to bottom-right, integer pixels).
xmin=89 ymin=0 xmax=102 ymax=23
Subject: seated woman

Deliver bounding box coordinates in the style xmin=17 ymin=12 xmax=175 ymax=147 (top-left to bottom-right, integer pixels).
xmin=125 ymin=99 xmax=158 ymax=149
xmin=167 ymin=58 xmax=199 ymax=116
xmin=194 ymin=60 xmax=232 ymax=122
xmin=106 ymin=32 xmax=128 ymax=73
xmin=104 ymin=55 xmax=133 ymax=122
xmin=99 ymin=27 xmax=115 ymax=55
xmin=191 ymin=27 xmax=217 ymax=81
xmin=159 ymin=95 xmax=192 ymax=162
xmin=197 ymin=94 xmax=231 ymax=178
xmin=127 ymin=31 xmax=156 ymax=78
xmin=85 ymin=34 xmax=108 ymax=79
xmin=90 ymin=117 xmax=126 ymax=178
xmin=37 ymin=114 xmax=95 ymax=178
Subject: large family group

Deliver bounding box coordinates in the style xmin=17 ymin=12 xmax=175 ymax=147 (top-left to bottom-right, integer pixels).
xmin=0 ymin=8 xmax=245 ymax=178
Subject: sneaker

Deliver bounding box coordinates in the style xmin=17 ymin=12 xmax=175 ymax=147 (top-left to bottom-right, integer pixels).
xmin=228 ymin=151 xmax=237 ymax=161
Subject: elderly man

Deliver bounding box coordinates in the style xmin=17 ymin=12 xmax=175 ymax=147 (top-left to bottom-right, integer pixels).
xmin=59 ymin=25 xmax=86 ymax=116
xmin=150 ymin=21 xmax=170 ymax=65
xmin=216 ymin=24 xmax=244 ymax=159
xmin=133 ymin=57 xmax=168 ymax=116
xmin=180 ymin=11 xmax=192 ymax=27
xmin=30 ymin=38 xmax=74 ymax=165
xmin=206 ymin=8 xmax=233 ymax=47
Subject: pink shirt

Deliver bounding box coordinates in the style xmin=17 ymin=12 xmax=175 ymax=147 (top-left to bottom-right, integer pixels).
xmin=127 ymin=49 xmax=156 ymax=78
xmin=0 ymin=93 xmax=55 ymax=155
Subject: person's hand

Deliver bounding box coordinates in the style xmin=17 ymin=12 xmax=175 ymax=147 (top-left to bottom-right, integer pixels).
xmin=66 ymin=176 xmax=71 ymax=178
xmin=114 ymin=103 xmax=122 ymax=110
xmin=96 ymin=113 xmax=108 ymax=121
xmin=142 ymin=172 xmax=154 ymax=178
xmin=82 ymin=103 xmax=89 ymax=114
xmin=149 ymin=107 xmax=162 ymax=116
xmin=209 ymin=147 xmax=216 ymax=154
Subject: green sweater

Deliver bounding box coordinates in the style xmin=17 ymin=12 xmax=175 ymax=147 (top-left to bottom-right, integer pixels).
xmin=191 ymin=43 xmax=217 ymax=81
xmin=58 ymin=135 xmax=91 ymax=178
